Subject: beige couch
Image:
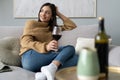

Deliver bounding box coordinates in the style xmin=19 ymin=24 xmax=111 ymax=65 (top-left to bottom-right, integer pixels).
xmin=0 ymin=24 xmax=119 ymax=80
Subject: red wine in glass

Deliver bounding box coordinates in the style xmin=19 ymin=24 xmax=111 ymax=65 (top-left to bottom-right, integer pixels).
xmin=52 ymin=35 xmax=62 ymax=41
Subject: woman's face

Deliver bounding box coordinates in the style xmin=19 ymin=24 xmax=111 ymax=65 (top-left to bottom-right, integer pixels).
xmin=39 ymin=6 xmax=52 ymax=22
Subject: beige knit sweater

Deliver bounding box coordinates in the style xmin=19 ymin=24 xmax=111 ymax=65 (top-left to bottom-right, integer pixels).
xmin=19 ymin=19 xmax=76 ymax=55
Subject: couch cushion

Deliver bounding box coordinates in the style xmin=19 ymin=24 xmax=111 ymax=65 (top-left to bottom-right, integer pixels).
xmin=109 ymin=46 xmax=120 ymax=66
xmin=0 ymin=26 xmax=23 ymax=38
xmin=0 ymin=37 xmax=21 ymax=66
xmin=59 ymin=24 xmax=98 ymax=46
xmin=0 ymin=66 xmax=35 ymax=80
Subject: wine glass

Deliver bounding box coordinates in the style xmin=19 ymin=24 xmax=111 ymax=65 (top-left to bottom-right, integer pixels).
xmin=52 ymin=25 xmax=62 ymax=52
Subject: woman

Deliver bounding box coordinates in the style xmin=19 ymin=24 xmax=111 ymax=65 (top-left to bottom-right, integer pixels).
xmin=20 ymin=2 xmax=78 ymax=80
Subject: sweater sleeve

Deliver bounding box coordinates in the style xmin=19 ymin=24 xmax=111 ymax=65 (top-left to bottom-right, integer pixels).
xmin=61 ymin=18 xmax=77 ymax=31
xmin=20 ymin=20 xmax=48 ymax=53
xmin=20 ymin=35 xmax=48 ymax=53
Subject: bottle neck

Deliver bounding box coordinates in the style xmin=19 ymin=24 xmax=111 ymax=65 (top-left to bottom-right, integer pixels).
xmin=99 ymin=18 xmax=105 ymax=32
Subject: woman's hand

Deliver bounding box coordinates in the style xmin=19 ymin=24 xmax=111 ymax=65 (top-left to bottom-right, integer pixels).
xmin=56 ymin=6 xmax=60 ymax=16
xmin=56 ymin=6 xmax=69 ymax=21
xmin=46 ymin=40 xmax=58 ymax=51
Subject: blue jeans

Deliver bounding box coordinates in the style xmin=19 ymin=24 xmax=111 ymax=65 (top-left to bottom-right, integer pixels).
xmin=21 ymin=45 xmax=78 ymax=72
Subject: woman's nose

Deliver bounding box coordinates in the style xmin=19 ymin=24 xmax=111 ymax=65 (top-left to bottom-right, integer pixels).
xmin=42 ymin=12 xmax=46 ymax=16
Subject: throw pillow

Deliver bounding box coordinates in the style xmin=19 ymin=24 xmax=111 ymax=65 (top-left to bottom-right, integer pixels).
xmin=75 ymin=37 xmax=95 ymax=54
xmin=0 ymin=37 xmax=21 ymax=66
xmin=75 ymin=37 xmax=112 ymax=54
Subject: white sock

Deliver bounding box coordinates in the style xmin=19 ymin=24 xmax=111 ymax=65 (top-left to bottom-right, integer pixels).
xmin=35 ymin=72 xmax=46 ymax=80
xmin=41 ymin=63 xmax=58 ymax=80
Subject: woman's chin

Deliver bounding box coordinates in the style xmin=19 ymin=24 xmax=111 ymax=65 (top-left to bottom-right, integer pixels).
xmin=40 ymin=19 xmax=49 ymax=23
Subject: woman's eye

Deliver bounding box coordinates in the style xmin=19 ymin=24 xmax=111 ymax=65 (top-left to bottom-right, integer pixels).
xmin=46 ymin=11 xmax=51 ymax=14
xmin=40 ymin=10 xmax=51 ymax=14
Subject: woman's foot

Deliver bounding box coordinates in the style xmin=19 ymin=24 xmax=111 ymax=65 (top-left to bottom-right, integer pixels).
xmin=35 ymin=72 xmax=46 ymax=80
xmin=41 ymin=63 xmax=57 ymax=80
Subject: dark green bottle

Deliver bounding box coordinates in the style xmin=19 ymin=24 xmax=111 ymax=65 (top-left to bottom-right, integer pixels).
xmin=95 ymin=17 xmax=109 ymax=78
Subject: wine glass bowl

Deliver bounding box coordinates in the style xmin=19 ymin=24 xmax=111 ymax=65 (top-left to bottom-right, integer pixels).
xmin=52 ymin=26 xmax=62 ymax=41
xmin=52 ymin=26 xmax=62 ymax=52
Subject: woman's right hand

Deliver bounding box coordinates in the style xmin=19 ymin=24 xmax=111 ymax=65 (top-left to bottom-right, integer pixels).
xmin=56 ymin=6 xmax=60 ymax=16
xmin=46 ymin=40 xmax=58 ymax=51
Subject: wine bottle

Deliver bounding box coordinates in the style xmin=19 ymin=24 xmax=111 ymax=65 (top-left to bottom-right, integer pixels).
xmin=95 ymin=17 xmax=109 ymax=78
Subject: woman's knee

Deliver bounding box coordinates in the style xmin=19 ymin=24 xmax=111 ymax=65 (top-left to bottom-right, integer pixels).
xmin=66 ymin=45 xmax=75 ymax=52
xmin=21 ymin=57 xmax=42 ymax=72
